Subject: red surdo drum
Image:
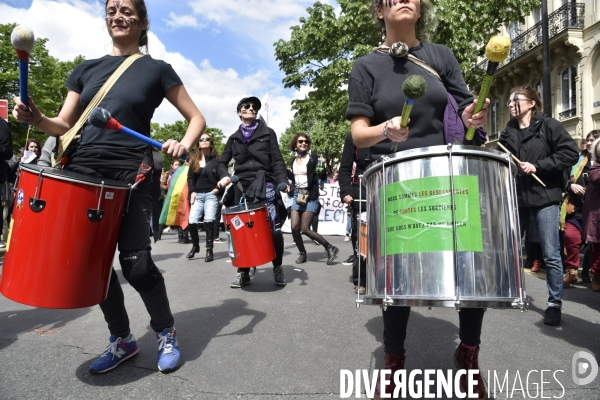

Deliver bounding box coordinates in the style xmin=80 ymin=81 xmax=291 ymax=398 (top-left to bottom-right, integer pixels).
xmin=223 ymin=202 xmax=275 ymax=268
xmin=0 ymin=164 xmax=130 ymax=309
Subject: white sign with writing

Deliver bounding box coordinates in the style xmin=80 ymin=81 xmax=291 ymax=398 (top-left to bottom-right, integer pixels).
xmin=282 ymin=183 xmax=349 ymax=236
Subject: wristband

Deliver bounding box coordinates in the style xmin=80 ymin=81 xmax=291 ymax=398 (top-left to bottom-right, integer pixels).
xmin=382 ymin=120 xmax=389 ymax=137
xmin=33 ymin=114 xmax=45 ymax=126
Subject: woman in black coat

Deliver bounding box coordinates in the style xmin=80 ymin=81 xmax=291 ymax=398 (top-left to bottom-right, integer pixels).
xmin=499 ymin=86 xmax=579 ymax=327
xmin=219 ymin=96 xmax=289 ymax=288
xmin=288 ymin=133 xmax=338 ymax=265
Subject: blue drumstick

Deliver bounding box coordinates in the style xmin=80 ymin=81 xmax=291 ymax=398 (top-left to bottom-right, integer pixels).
xmin=89 ymin=107 xmax=187 ymax=160
xmin=11 ymin=25 xmax=35 ymax=126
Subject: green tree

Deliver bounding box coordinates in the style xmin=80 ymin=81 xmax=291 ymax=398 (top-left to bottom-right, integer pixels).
xmin=274 ymin=0 xmax=539 ymax=160
xmin=0 ymin=23 xmax=84 ymax=154
xmin=280 ymin=110 xmax=346 ymax=172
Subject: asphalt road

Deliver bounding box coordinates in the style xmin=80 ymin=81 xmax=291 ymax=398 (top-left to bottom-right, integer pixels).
xmin=0 ymin=232 xmax=599 ymax=399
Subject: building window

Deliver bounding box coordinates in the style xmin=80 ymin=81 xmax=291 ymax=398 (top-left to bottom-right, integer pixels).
xmin=560 ymin=65 xmax=577 ymax=119
xmin=534 ymin=81 xmax=543 ymax=109
xmin=489 ymin=101 xmax=499 ymax=140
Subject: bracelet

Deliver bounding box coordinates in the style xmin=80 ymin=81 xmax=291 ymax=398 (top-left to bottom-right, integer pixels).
xmin=33 ymin=114 xmax=45 ymax=126
xmin=382 ymin=120 xmax=389 ymax=137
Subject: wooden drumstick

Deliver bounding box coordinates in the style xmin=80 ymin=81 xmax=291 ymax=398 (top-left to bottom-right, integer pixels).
xmin=497 ymin=142 xmax=546 ymax=187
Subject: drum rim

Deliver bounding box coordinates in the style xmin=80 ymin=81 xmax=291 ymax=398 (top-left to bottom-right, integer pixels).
xmin=223 ymin=202 xmax=268 ymax=215
xmin=19 ymin=164 xmax=131 ymax=189
xmin=361 ymin=145 xmax=510 ymax=182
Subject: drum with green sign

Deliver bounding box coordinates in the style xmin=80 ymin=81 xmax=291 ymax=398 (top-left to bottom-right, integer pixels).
xmin=360 ymin=145 xmax=527 ymax=310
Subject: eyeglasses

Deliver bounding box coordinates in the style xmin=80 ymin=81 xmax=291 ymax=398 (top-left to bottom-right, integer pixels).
xmin=506 ymin=98 xmax=530 ymax=107
xmin=241 ymin=103 xmax=255 ymax=110
xmin=198 ymin=138 xmax=211 ymax=142
xmin=297 ymin=140 xmax=309 ymax=144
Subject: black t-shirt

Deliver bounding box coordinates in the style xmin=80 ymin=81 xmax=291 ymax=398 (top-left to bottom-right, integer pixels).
xmin=65 ymin=54 xmax=182 ymax=170
xmin=346 ymin=42 xmax=474 ymax=156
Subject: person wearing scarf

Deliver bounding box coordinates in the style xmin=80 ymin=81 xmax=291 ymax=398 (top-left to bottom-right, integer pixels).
xmin=218 ymin=96 xmax=290 ymax=288
xmin=561 ymin=130 xmax=600 ymax=286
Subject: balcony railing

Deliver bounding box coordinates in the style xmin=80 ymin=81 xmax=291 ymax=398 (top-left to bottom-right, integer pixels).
xmin=476 ymin=3 xmax=585 ymax=71
xmin=559 ymin=107 xmax=577 ymax=119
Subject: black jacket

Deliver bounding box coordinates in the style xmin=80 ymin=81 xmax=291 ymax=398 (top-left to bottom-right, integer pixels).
xmin=0 ymin=119 xmax=13 ymax=185
xmin=289 ymin=153 xmax=326 ymax=200
xmin=219 ymin=120 xmax=287 ymax=186
xmin=338 ymin=133 xmax=376 ymax=210
xmin=187 ymin=154 xmax=229 ymax=194
xmin=499 ymin=112 xmax=579 ymax=208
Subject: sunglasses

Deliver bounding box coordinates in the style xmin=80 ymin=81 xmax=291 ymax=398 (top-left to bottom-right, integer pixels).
xmin=198 ymin=138 xmax=211 ymax=142
xmin=241 ymin=103 xmax=256 ymax=110
xmin=297 ymin=140 xmax=309 ymax=144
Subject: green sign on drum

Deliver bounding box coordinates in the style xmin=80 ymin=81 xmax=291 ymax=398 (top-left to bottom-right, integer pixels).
xmin=381 ymin=175 xmax=483 ymax=254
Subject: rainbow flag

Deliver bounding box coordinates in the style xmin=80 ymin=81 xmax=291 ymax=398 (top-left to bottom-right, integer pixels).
xmin=159 ymin=165 xmax=190 ymax=230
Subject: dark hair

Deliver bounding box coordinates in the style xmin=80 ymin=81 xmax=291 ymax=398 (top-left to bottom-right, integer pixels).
xmin=509 ymin=86 xmax=543 ymax=114
xmin=289 ymin=132 xmax=311 ymax=152
xmin=189 ymin=133 xmax=219 ymax=173
xmin=586 ymin=130 xmax=600 ymax=142
xmin=103 ymin=0 xmax=149 ymax=50
xmin=23 ymin=138 xmax=42 ymax=160
xmin=371 ymin=0 xmax=436 ymax=41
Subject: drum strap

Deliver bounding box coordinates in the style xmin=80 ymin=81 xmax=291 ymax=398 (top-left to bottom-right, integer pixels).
xmin=376 ymin=43 xmax=442 ymax=82
xmin=53 ymin=52 xmax=145 ymax=167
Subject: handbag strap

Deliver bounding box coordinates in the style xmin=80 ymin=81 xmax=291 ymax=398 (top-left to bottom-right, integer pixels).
xmin=53 ymin=52 xmax=145 ymax=166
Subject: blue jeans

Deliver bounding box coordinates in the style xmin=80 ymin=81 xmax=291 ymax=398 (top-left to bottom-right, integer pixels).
xmin=519 ymin=205 xmax=564 ymax=308
xmin=189 ymin=192 xmax=219 ymax=224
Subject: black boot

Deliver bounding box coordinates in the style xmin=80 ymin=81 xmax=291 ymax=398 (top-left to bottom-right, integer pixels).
xmin=186 ymin=223 xmax=200 ymax=259
xmin=177 ymin=227 xmax=184 ymax=243
xmin=182 ymin=228 xmax=192 ymax=244
xmin=325 ymin=244 xmax=339 ymax=265
xmin=205 ymin=221 xmax=214 ymax=262
xmin=295 ymin=252 xmax=307 ymax=264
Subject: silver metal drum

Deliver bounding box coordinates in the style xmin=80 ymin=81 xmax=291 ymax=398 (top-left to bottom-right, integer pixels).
xmin=360 ymin=145 xmax=527 ymax=310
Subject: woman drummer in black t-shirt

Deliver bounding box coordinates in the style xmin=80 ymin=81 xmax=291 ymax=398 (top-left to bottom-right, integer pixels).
xmin=13 ymin=0 xmax=206 ymax=375
xmin=347 ymin=1 xmax=489 ymax=398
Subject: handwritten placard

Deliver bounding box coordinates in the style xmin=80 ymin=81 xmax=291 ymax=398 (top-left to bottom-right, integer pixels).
xmin=381 ymin=176 xmax=483 ymax=254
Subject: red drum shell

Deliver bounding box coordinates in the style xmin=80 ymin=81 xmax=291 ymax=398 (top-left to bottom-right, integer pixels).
xmin=0 ymin=165 xmax=129 ymax=309
xmin=223 ymin=203 xmax=275 ymax=268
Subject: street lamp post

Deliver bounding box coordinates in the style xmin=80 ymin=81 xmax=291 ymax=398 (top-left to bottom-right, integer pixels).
xmin=541 ymin=0 xmax=552 ymax=116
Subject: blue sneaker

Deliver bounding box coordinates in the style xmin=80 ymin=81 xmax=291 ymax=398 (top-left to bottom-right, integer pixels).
xmin=89 ymin=334 xmax=139 ymax=374
xmin=157 ymin=327 xmax=180 ymax=373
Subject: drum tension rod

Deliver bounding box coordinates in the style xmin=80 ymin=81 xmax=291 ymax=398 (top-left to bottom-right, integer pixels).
xmin=29 ymin=169 xmax=46 ymax=213
xmin=88 ymin=182 xmax=105 ymax=222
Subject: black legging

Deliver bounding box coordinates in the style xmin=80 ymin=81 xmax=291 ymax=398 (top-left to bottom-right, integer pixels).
xmin=382 ymin=307 xmax=485 ymax=356
xmin=290 ymin=209 xmax=329 ymax=253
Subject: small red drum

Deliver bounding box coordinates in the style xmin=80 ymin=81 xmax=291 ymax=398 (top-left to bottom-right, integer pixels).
xmin=223 ymin=202 xmax=275 ymax=268
xmin=0 ymin=164 xmax=130 ymax=309
xmin=359 ymin=212 xmax=368 ymax=259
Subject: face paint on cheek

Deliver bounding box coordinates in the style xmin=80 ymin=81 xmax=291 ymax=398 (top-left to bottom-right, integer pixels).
xmin=126 ymin=18 xmax=140 ymax=26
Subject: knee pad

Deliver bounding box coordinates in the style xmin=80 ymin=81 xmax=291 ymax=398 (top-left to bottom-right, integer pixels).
xmin=119 ymin=250 xmax=162 ymax=292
